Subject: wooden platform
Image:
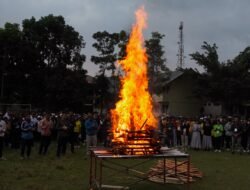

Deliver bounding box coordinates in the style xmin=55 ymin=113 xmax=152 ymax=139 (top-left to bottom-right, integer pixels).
xmin=88 ymin=147 xmax=191 ymax=189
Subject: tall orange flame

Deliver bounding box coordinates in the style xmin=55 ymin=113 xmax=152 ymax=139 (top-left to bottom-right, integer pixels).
xmin=111 ymin=7 xmax=157 ymax=142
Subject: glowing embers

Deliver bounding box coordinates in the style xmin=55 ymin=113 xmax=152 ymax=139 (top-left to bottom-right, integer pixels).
xmin=111 ymin=130 xmax=161 ymax=155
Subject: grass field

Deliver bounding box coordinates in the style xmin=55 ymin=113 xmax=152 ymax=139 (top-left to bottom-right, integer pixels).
xmin=0 ymin=143 xmax=250 ymax=190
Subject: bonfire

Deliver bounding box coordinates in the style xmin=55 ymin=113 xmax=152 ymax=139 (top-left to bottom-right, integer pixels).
xmin=110 ymin=7 xmax=160 ymax=155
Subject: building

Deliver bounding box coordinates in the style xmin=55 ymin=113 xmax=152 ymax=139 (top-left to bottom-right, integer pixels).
xmin=159 ymin=69 xmax=204 ymax=117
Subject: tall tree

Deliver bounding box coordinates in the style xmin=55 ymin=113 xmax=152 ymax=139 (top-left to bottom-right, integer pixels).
xmin=145 ymin=32 xmax=169 ymax=94
xmin=225 ymin=47 xmax=250 ymax=113
xmin=22 ymin=15 xmax=86 ymax=70
xmin=190 ymin=42 xmax=250 ymax=114
xmin=21 ymin=15 xmax=86 ymax=110
xmin=91 ymin=31 xmax=119 ymax=76
xmin=0 ymin=15 xmax=87 ymax=112
xmin=0 ymin=23 xmax=25 ymax=103
xmin=190 ymin=41 xmax=223 ymax=102
xmin=190 ymin=41 xmax=220 ymax=74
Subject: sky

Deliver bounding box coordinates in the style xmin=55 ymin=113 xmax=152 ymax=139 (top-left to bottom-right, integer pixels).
xmin=1 ymin=0 xmax=250 ymax=76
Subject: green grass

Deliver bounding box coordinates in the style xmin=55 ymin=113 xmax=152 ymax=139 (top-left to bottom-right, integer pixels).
xmin=0 ymin=143 xmax=250 ymax=190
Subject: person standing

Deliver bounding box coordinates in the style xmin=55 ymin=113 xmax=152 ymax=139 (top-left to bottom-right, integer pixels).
xmin=85 ymin=112 xmax=99 ymax=155
xmin=212 ymin=120 xmax=224 ymax=152
xmin=160 ymin=116 xmax=173 ymax=147
xmin=68 ymin=113 xmax=76 ymax=154
xmin=0 ymin=114 xmax=7 ymax=160
xmin=38 ymin=114 xmax=53 ymax=155
xmin=166 ymin=118 xmax=174 ymax=147
xmin=190 ymin=120 xmax=202 ymax=150
xmin=241 ymin=120 xmax=248 ymax=152
xmin=73 ymin=115 xmax=82 ymax=148
xmin=246 ymin=119 xmax=250 ymax=153
xmin=181 ymin=119 xmax=190 ymax=151
xmin=80 ymin=114 xmax=87 ymax=145
xmin=102 ymin=113 xmax=112 ymax=147
xmin=202 ymin=119 xmax=213 ymax=150
xmin=20 ymin=115 xmax=35 ymax=159
xmin=176 ymin=119 xmax=182 ymax=147
xmin=224 ymin=117 xmax=233 ymax=150
xmin=10 ymin=114 xmax=21 ymax=149
xmin=231 ymin=118 xmax=243 ymax=153
xmin=56 ymin=114 xmax=69 ymax=158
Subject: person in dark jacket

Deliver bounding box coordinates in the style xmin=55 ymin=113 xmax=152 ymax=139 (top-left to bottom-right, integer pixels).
xmin=202 ymin=119 xmax=213 ymax=150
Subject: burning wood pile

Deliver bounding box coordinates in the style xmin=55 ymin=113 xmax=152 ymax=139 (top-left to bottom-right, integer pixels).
xmin=111 ymin=129 xmax=161 ymax=155
xmin=148 ymin=160 xmax=203 ymax=184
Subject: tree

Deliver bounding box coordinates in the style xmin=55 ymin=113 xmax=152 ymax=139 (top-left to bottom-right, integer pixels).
xmin=145 ymin=32 xmax=169 ymax=94
xmin=93 ymin=74 xmax=113 ymax=114
xmin=0 ymin=23 xmax=25 ymax=103
xmin=0 ymin=15 xmax=87 ymax=112
xmin=225 ymin=47 xmax=250 ymax=113
xmin=190 ymin=41 xmax=224 ymax=102
xmin=21 ymin=15 xmax=87 ymax=110
xmin=117 ymin=30 xmax=129 ymax=61
xmin=190 ymin=42 xmax=250 ymax=115
xmin=22 ymin=15 xmax=86 ymax=70
xmin=190 ymin=41 xmax=220 ymax=74
xmin=91 ymin=31 xmax=119 ymax=76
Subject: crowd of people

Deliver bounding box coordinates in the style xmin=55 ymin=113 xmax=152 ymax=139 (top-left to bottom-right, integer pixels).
xmin=0 ymin=111 xmax=250 ymax=161
xmin=0 ymin=111 xmax=111 ymax=160
xmin=159 ymin=115 xmax=250 ymax=153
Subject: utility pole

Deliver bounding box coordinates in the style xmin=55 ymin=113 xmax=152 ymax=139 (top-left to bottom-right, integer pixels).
xmin=177 ymin=21 xmax=185 ymax=69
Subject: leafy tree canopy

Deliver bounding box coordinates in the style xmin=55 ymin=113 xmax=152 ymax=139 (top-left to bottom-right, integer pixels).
xmin=145 ymin=32 xmax=169 ymax=94
xmin=0 ymin=15 xmax=87 ymax=112
xmin=91 ymin=31 xmax=119 ymax=75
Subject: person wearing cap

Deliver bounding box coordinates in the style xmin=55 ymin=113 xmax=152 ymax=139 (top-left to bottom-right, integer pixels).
xmin=0 ymin=114 xmax=7 ymax=160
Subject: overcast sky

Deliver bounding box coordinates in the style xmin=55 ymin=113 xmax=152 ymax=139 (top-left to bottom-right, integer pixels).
xmin=1 ymin=0 xmax=250 ymax=76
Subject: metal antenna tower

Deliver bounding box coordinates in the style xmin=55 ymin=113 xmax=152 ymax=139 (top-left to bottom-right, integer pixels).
xmin=177 ymin=21 xmax=184 ymax=69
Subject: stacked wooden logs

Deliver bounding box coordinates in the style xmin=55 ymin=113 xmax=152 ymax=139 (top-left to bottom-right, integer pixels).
xmin=148 ymin=159 xmax=203 ymax=184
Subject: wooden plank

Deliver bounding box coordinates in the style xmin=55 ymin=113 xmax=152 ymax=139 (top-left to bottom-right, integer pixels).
xmin=149 ymin=176 xmax=185 ymax=184
xmin=101 ymin=184 xmax=130 ymax=190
